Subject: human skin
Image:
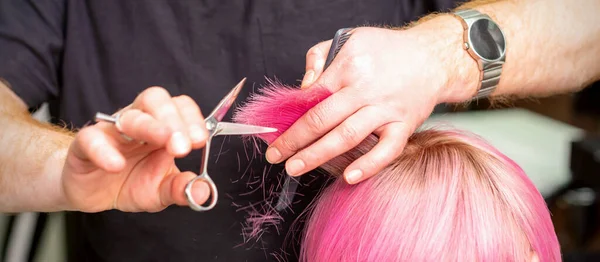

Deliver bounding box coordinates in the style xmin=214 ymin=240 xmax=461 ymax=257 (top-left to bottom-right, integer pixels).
xmin=1 ymin=0 xmax=599 ymax=212
xmin=0 ymin=82 xmax=211 ymax=212
xmin=267 ymin=0 xmax=600 ymax=184
xmin=232 ymin=85 xmax=554 ymax=261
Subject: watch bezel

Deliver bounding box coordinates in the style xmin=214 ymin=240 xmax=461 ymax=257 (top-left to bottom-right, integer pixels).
xmin=463 ymin=17 xmax=507 ymax=65
xmin=453 ymin=9 xmax=506 ymax=100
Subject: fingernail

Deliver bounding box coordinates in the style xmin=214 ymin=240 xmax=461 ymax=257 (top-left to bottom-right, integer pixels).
xmin=301 ymin=70 xmax=315 ymax=89
xmin=266 ymin=147 xmax=282 ymax=163
xmin=189 ymin=124 xmax=207 ymax=143
xmin=171 ymin=131 xmax=190 ymax=155
xmin=286 ymin=159 xmax=305 ymax=176
xmin=345 ymin=169 xmax=363 ymax=184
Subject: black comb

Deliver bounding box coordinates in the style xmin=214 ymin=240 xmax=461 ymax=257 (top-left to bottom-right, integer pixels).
xmin=324 ymin=28 xmax=354 ymax=70
xmin=274 ymin=28 xmax=354 ymax=212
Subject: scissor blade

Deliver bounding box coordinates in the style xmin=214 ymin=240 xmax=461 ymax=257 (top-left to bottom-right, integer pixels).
xmin=208 ymin=78 xmax=247 ymax=122
xmin=215 ymin=122 xmax=278 ymax=136
xmin=275 ymin=176 xmax=299 ymax=211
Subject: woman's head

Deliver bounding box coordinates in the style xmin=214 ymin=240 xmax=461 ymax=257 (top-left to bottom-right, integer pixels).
xmin=302 ymin=130 xmax=560 ymax=262
xmin=233 ymin=83 xmax=560 ymax=262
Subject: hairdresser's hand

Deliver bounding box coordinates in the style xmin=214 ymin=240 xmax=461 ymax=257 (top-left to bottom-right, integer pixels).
xmin=62 ymin=87 xmax=211 ymax=212
xmin=267 ymin=17 xmax=479 ymax=184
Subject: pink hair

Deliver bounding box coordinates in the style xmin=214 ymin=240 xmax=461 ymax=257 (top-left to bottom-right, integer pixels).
xmin=232 ymin=79 xmax=333 ymax=145
xmin=304 ymin=130 xmax=561 ymax=261
xmin=233 ymin=82 xmax=561 ymax=261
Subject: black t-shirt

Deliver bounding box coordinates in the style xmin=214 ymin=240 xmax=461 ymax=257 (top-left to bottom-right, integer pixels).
xmin=0 ymin=1 xmax=456 ymax=261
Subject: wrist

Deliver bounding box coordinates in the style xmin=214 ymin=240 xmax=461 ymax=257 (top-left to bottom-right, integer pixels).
xmin=35 ymin=137 xmax=73 ymax=212
xmin=48 ymin=148 xmax=73 ymax=211
xmin=38 ymin=128 xmax=75 ymax=211
xmin=406 ymin=14 xmax=481 ymax=104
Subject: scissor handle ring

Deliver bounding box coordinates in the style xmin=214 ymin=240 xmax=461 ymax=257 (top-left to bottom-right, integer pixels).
xmin=184 ymin=173 xmax=218 ymax=212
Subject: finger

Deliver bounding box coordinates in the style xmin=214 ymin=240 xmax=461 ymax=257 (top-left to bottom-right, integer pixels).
xmin=118 ymin=109 xmax=172 ymax=146
xmin=343 ymin=122 xmax=411 ymax=184
xmin=133 ymin=87 xmax=191 ymax=157
xmin=266 ymin=87 xmax=362 ymax=164
xmin=172 ymin=95 xmax=209 ymax=149
xmin=284 ymin=106 xmax=386 ymax=177
xmin=159 ymin=171 xmax=210 ymax=207
xmin=70 ymin=126 xmax=126 ymax=173
xmin=301 ymin=40 xmax=332 ymax=89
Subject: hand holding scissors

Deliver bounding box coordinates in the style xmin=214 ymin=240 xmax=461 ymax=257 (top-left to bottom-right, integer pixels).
xmin=61 ymin=78 xmax=275 ymax=213
xmin=181 ymin=78 xmax=277 ymax=211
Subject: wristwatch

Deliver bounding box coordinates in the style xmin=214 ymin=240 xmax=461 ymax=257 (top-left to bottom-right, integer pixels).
xmin=452 ymin=9 xmax=506 ymax=100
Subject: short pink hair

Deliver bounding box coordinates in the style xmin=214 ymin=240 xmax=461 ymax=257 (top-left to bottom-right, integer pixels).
xmin=233 ymin=83 xmax=561 ymax=262
xmin=303 ymin=130 xmax=561 ymax=261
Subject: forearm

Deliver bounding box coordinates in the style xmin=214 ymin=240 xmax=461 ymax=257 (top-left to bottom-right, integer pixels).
xmin=412 ymin=0 xmax=600 ymax=103
xmin=0 ymin=81 xmax=73 ymax=212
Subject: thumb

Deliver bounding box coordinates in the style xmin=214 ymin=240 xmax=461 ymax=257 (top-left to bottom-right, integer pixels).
xmin=159 ymin=171 xmax=210 ymax=208
xmin=301 ymin=40 xmax=332 ymax=89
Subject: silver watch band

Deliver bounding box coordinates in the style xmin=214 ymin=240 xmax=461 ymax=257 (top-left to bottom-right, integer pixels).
xmin=454 ymin=9 xmax=504 ymax=100
xmin=477 ymin=62 xmax=503 ymax=99
xmin=455 ymin=9 xmax=481 ymax=19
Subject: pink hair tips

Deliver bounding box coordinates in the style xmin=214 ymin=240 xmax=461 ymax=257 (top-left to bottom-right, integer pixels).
xmin=231 ymin=80 xmax=333 ymax=245
xmin=233 ymin=81 xmax=561 ymax=261
xmin=232 ymin=79 xmax=333 ymax=145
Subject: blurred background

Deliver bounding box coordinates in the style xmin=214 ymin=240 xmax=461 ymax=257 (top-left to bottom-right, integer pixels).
xmin=1 ymin=78 xmax=599 ymax=260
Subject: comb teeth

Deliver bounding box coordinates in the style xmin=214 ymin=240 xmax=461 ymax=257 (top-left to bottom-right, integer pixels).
xmin=323 ymin=28 xmax=354 ymax=70
xmin=332 ymin=33 xmax=351 ymax=57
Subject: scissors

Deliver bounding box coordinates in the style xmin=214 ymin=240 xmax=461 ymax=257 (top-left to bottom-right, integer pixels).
xmin=94 ymin=78 xmax=278 ymax=212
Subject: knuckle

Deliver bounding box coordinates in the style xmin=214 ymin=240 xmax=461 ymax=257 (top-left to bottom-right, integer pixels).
xmin=306 ymin=45 xmax=320 ymax=59
xmin=370 ymin=106 xmax=395 ymax=124
xmin=362 ymin=157 xmax=380 ymax=172
xmin=278 ymin=137 xmax=299 ymax=152
xmin=347 ymin=54 xmax=368 ymax=69
xmin=146 ymin=86 xmax=170 ymax=96
xmin=154 ymin=103 xmax=178 ymax=120
xmin=391 ymin=136 xmax=407 ymax=153
xmin=173 ymin=95 xmax=201 ymax=115
xmin=173 ymin=95 xmax=195 ymax=106
xmin=304 ymin=107 xmax=327 ymax=133
xmin=76 ymin=127 xmax=94 ymax=144
xmin=77 ymin=128 xmax=103 ymax=154
xmin=299 ymin=148 xmax=326 ymax=167
xmin=305 ymin=42 xmax=329 ymax=70
xmin=119 ymin=109 xmax=139 ymax=130
xmin=139 ymin=87 xmax=170 ymax=107
xmin=338 ymin=125 xmax=360 ymax=145
xmin=129 ymin=113 xmax=148 ymax=133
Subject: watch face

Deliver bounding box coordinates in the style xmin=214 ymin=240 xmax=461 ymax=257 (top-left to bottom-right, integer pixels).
xmin=469 ymin=19 xmax=505 ymax=60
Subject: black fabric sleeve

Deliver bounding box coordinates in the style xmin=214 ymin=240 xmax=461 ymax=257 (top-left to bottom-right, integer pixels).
xmin=0 ymin=0 xmax=65 ymax=108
